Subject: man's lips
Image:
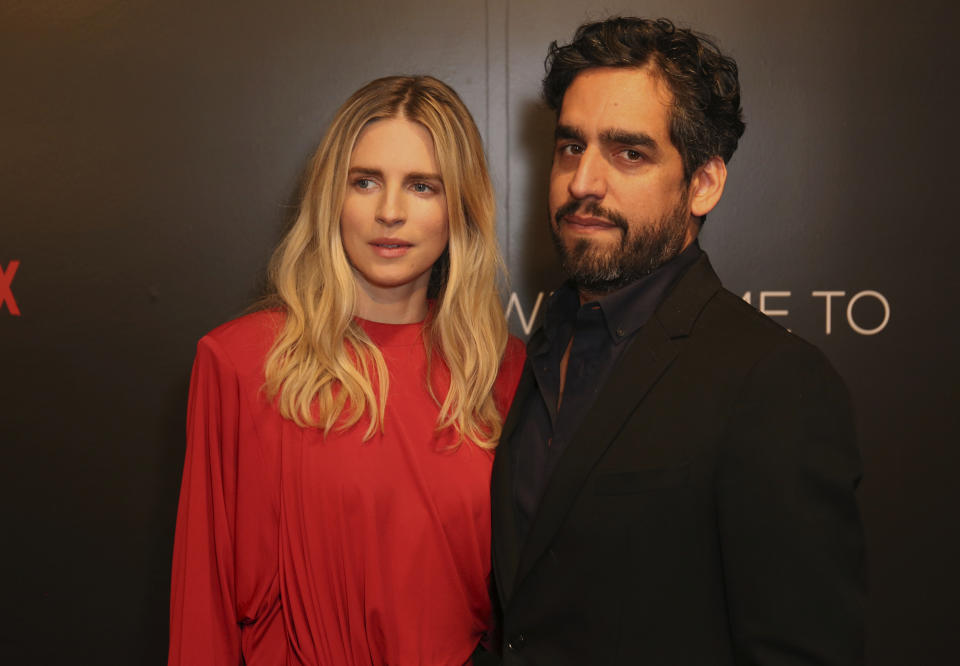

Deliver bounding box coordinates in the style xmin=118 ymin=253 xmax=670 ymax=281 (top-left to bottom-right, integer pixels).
xmin=562 ymin=214 xmax=619 ymax=232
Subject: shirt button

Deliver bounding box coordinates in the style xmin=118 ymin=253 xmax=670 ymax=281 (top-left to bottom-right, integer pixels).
xmin=616 ymin=327 xmax=625 ymax=337
xmin=507 ymin=633 xmax=526 ymax=651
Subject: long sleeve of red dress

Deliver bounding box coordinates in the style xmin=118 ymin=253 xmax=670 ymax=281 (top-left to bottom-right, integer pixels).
xmin=169 ymin=312 xmax=525 ymax=666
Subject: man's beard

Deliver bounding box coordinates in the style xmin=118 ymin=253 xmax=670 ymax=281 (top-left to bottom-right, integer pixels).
xmin=550 ymin=193 xmax=690 ymax=295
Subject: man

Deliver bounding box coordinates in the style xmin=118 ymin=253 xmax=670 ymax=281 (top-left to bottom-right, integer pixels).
xmin=491 ymin=17 xmax=865 ymax=665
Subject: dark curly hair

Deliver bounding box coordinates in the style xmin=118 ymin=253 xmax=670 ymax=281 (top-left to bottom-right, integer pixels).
xmin=543 ymin=17 xmax=745 ymax=180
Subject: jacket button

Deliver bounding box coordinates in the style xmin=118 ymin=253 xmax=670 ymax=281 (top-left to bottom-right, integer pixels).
xmin=507 ymin=633 xmax=526 ymax=651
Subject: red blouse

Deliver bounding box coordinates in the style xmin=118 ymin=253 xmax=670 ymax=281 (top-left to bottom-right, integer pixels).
xmin=169 ymin=311 xmax=525 ymax=665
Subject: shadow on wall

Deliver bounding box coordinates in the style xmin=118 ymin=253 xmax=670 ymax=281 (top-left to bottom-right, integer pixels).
xmin=247 ymin=156 xmax=315 ymax=308
xmin=513 ymin=97 xmax=565 ymax=306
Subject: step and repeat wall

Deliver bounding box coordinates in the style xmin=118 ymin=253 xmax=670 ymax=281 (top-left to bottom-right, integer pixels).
xmin=2 ymin=0 xmax=957 ymax=663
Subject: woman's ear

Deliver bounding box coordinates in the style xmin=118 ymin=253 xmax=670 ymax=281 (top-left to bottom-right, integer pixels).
xmin=688 ymin=156 xmax=728 ymax=218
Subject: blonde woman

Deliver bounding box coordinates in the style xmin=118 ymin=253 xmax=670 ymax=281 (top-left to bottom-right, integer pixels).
xmin=169 ymin=76 xmax=525 ymax=666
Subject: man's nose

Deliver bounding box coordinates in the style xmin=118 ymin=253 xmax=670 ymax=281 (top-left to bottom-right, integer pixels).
xmin=375 ymin=186 xmax=405 ymax=226
xmin=567 ymin=149 xmax=607 ymax=200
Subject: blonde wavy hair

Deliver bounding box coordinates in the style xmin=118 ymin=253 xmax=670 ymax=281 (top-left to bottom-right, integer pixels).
xmin=262 ymin=75 xmax=508 ymax=448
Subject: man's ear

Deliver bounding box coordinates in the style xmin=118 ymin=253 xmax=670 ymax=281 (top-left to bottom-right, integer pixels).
xmin=689 ymin=156 xmax=727 ymax=218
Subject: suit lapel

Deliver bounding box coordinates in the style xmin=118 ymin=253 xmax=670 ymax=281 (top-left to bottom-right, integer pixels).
xmin=512 ymin=317 xmax=678 ymax=590
xmin=510 ymin=253 xmax=724 ymax=596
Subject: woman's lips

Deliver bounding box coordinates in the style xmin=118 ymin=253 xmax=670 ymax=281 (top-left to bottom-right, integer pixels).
xmin=369 ymin=238 xmax=412 ymax=257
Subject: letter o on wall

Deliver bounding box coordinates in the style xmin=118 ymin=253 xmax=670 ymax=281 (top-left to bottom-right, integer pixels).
xmin=846 ymin=290 xmax=890 ymax=335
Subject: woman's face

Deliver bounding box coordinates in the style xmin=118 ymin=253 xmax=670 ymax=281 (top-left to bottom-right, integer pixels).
xmin=340 ymin=117 xmax=449 ymax=319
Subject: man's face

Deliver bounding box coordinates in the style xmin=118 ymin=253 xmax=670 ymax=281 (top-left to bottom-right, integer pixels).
xmin=548 ymin=66 xmax=699 ymax=297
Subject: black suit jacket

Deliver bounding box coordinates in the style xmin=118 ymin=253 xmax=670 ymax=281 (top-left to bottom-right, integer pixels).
xmin=491 ymin=254 xmax=865 ymax=665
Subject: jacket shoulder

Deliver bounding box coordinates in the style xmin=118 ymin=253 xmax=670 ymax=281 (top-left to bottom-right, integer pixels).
xmin=702 ymin=287 xmax=807 ymax=347
xmin=697 ymin=288 xmax=846 ymax=389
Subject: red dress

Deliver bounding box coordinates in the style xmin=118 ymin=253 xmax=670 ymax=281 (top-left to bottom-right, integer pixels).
xmin=169 ymin=311 xmax=525 ymax=665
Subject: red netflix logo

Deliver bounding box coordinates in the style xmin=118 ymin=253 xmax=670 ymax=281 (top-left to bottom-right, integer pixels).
xmin=1 ymin=260 xmax=20 ymax=316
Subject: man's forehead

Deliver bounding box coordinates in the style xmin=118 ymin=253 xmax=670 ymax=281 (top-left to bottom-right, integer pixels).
xmin=558 ymin=66 xmax=674 ymax=135
xmin=563 ymin=65 xmax=671 ymax=104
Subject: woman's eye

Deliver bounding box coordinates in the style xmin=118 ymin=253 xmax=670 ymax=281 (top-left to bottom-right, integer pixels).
xmin=411 ymin=182 xmax=434 ymax=193
xmin=354 ymin=178 xmax=374 ymax=189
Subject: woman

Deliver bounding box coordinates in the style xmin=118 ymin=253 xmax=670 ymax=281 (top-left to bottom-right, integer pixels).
xmin=169 ymin=76 xmax=525 ymax=665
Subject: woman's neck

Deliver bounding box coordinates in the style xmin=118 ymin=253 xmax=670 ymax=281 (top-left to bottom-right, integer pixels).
xmin=353 ymin=283 xmax=429 ymax=324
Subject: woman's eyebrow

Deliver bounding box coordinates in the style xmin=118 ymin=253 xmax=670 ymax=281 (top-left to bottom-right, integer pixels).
xmin=348 ymin=166 xmax=383 ymax=177
xmin=405 ymin=171 xmax=443 ymax=182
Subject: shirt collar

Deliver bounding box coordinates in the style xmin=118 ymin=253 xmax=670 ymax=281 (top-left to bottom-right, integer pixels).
xmin=542 ymin=240 xmax=703 ymax=346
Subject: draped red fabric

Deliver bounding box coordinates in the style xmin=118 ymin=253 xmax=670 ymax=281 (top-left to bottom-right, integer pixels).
xmin=169 ymin=311 xmax=525 ymax=665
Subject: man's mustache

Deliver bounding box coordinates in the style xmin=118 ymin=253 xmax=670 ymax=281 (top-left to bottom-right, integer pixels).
xmin=554 ymin=199 xmax=629 ymax=234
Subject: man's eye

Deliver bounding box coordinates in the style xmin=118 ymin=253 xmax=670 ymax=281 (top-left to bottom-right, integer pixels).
xmin=622 ymin=149 xmax=643 ymax=162
xmin=560 ymin=143 xmax=584 ymax=156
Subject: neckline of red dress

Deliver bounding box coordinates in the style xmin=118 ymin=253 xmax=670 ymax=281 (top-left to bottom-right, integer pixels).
xmin=355 ymin=317 xmax=426 ymax=347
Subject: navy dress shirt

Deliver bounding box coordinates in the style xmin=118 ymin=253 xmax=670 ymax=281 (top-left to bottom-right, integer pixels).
xmin=510 ymin=241 xmax=703 ymax=542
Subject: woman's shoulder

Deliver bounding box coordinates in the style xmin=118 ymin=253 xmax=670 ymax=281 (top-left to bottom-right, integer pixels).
xmin=503 ymin=334 xmax=527 ymax=366
xmin=196 ymin=309 xmax=285 ymax=374
xmin=494 ymin=334 xmax=527 ymax=408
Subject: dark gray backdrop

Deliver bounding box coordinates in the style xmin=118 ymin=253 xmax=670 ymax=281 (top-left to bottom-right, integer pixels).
xmin=2 ymin=0 xmax=958 ymax=663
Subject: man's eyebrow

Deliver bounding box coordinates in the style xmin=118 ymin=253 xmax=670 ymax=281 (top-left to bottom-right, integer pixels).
xmin=555 ymin=124 xmax=586 ymax=142
xmin=600 ymin=129 xmax=658 ymax=150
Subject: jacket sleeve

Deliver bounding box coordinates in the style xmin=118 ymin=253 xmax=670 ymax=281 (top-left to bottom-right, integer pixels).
xmin=168 ymin=337 xmax=243 ymax=666
xmin=718 ymin=340 xmax=866 ymax=666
